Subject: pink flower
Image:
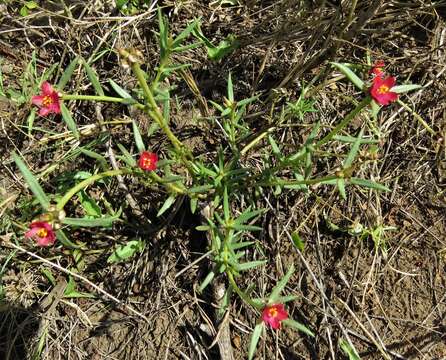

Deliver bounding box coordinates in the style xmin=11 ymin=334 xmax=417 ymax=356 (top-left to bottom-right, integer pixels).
xmin=261 ymin=304 xmax=288 ymax=329
xmin=138 ymin=151 xmax=158 ymax=171
xmin=25 ymin=221 xmax=56 ymax=246
xmin=31 ymin=82 xmax=62 ymax=116
xmin=370 ymin=75 xmax=398 ymax=106
xmin=370 ymin=60 xmax=385 ymax=77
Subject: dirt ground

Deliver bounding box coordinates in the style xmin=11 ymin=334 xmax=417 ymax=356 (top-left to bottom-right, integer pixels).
xmin=1 ymin=1 xmax=446 ymax=359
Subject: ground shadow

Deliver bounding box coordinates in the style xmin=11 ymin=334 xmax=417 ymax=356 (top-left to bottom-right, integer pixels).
xmin=0 ymin=302 xmax=40 ymax=360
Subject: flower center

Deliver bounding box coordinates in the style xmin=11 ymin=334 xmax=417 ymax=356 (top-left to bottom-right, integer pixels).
xmin=37 ymin=228 xmax=48 ymax=238
xmin=143 ymin=158 xmax=153 ymax=167
xmin=268 ymin=307 xmax=278 ymax=318
xmin=42 ymin=95 xmax=53 ymax=106
xmin=377 ymin=85 xmax=389 ymax=94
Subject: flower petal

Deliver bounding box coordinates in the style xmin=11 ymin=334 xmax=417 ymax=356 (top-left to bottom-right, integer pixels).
xmin=41 ymin=81 xmax=54 ymax=95
xmin=31 ymin=95 xmax=45 ymax=107
xmin=39 ymin=107 xmax=51 ymax=117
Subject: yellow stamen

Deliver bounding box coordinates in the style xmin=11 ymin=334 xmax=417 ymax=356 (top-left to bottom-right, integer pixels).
xmin=37 ymin=228 xmax=48 ymax=238
xmin=377 ymin=85 xmax=389 ymax=94
xmin=42 ymin=95 xmax=53 ymax=106
xmin=268 ymin=307 xmax=278 ymax=317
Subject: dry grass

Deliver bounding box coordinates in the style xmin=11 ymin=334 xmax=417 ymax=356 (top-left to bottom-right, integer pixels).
xmin=1 ymin=0 xmax=446 ymax=359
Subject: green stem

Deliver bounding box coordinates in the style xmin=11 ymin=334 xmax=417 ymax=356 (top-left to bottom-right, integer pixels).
xmin=62 ymin=94 xmax=144 ymax=109
xmin=227 ymin=271 xmax=259 ymax=309
xmin=397 ymin=99 xmax=436 ymax=135
xmin=316 ymin=96 xmax=371 ymax=148
xmin=130 ymin=63 xmax=184 ymax=153
xmin=149 ymin=172 xmax=186 ymax=195
xmin=56 ymin=169 xmax=133 ymax=210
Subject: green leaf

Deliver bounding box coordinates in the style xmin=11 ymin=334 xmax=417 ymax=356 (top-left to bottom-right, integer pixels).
xmin=269 ymin=264 xmax=295 ymax=303
xmin=190 ymin=197 xmax=198 ymax=214
xmin=236 ymin=260 xmax=267 ymax=271
xmin=188 ymin=185 xmax=213 ymax=193
xmin=207 ymin=36 xmax=240 ymax=61
xmin=391 ymin=84 xmax=422 ymax=94
xmin=12 ymin=152 xmax=50 ymax=209
xmin=275 ymin=295 xmax=299 ymax=303
xmin=172 ymin=18 xmax=200 ymax=49
xmin=158 ymin=7 xmax=169 ymax=60
xmin=282 ymin=319 xmax=314 ymax=337
xmin=340 ymin=339 xmax=361 ymax=360
xmin=198 ymin=271 xmax=215 ymax=292
xmin=132 ymin=120 xmax=146 ymax=153
xmin=79 ymin=148 xmax=107 ymax=167
xmin=108 ymin=79 xmax=133 ymax=99
xmin=157 ymin=195 xmax=176 ymax=217
xmin=234 ymin=209 xmax=263 ymax=225
xmin=25 ymin=1 xmax=39 ymax=9
xmin=248 ymin=323 xmax=264 ymax=360
xmin=117 ymin=143 xmax=136 ymax=166
xmin=41 ymin=268 xmax=56 ymax=286
xmin=227 ymin=72 xmax=234 ymax=102
xmin=291 ymin=232 xmax=305 ymax=251
xmin=337 ymin=178 xmax=347 ymax=200
xmin=64 ymin=276 xmax=95 ymax=298
xmin=62 ymin=212 xmax=121 ymax=228
xmin=331 ymin=62 xmax=364 ymax=90
xmin=83 ymin=60 xmax=104 ymax=96
xmin=60 ymin=103 xmax=79 ymax=139
xmin=107 ymin=240 xmax=144 ymax=263
xmin=77 ymin=190 xmax=101 ymax=217
xmin=350 ymin=177 xmax=390 ymax=192
xmin=56 ymin=230 xmax=82 ymax=249
xmin=19 ymin=6 xmax=29 ymax=16
xmin=58 ymin=57 xmax=79 ymax=90
xmin=27 ymin=108 xmax=36 ymax=135
xmin=231 ymin=224 xmax=262 ymax=232
xmin=370 ymin=100 xmax=380 ymax=118
xmin=343 ymin=128 xmax=364 ymax=168
xmin=223 ymin=186 xmax=230 ymax=221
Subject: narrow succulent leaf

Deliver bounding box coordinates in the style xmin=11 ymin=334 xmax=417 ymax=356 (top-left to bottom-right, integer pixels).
xmin=188 ymin=184 xmax=214 ymax=193
xmin=190 ymin=197 xmax=198 ymax=214
xmin=79 ymin=148 xmax=107 ymax=167
xmin=391 ymin=84 xmax=422 ymax=94
xmin=109 ymin=79 xmax=133 ymax=99
xmin=291 ymin=232 xmax=305 ymax=251
xmin=56 ymin=229 xmax=82 ymax=249
xmin=62 ymin=211 xmax=121 ymax=228
xmin=234 ymin=209 xmax=264 ymax=225
xmin=337 ymin=178 xmax=347 ymax=200
xmin=229 ymin=241 xmax=255 ymax=250
xmin=275 ymin=295 xmax=299 ymax=303
xmin=223 ymin=186 xmax=230 ymax=221
xmin=331 ymin=62 xmax=364 ymax=90
xmin=350 ymin=177 xmax=390 ymax=192
xmin=269 ymin=264 xmax=295 ymax=302
xmin=117 ymin=143 xmax=136 ymax=166
xmin=132 ymin=120 xmax=146 ymax=152
xmin=157 ymin=195 xmax=176 ymax=217
xmin=198 ymin=271 xmax=215 ymax=292
xmin=268 ymin=135 xmax=281 ymax=156
xmin=344 ymin=128 xmax=364 ymax=168
xmin=236 ymin=260 xmax=267 ymax=271
xmin=227 ymin=72 xmax=234 ymax=102
xmin=57 ymin=57 xmax=79 ymax=90
xmin=340 ymin=339 xmax=361 ymax=360
xmin=172 ymin=18 xmax=200 ymax=48
xmin=26 ymin=108 xmax=36 ymax=135
xmin=60 ymin=103 xmax=79 ymax=139
xmin=231 ymin=224 xmax=262 ymax=232
xmin=248 ymin=323 xmax=264 ymax=360
xmin=282 ymin=319 xmax=314 ymax=337
xmin=83 ymin=60 xmax=104 ymax=96
xmin=12 ymin=152 xmax=50 ymax=209
xmin=238 ymin=95 xmax=259 ymax=107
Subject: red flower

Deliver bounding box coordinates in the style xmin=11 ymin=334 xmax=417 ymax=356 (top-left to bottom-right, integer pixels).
xmin=25 ymin=221 xmax=56 ymax=246
xmin=370 ymin=60 xmax=385 ymax=77
xmin=32 ymin=82 xmax=62 ymax=116
xmin=370 ymin=76 xmax=398 ymax=106
xmin=261 ymin=304 xmax=288 ymax=329
xmin=138 ymin=151 xmax=158 ymax=171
